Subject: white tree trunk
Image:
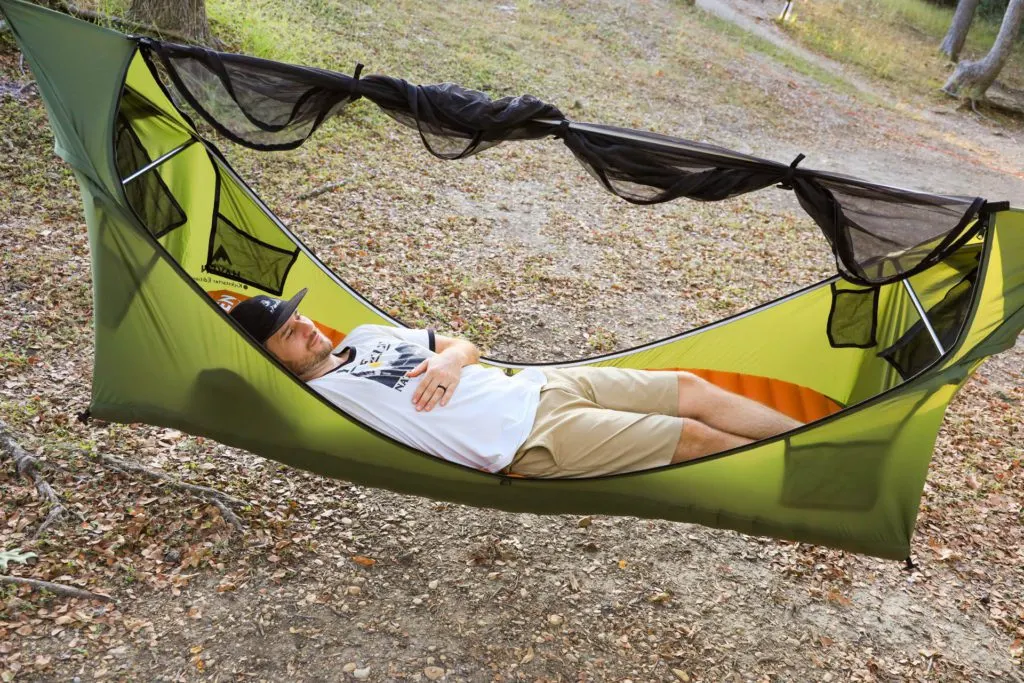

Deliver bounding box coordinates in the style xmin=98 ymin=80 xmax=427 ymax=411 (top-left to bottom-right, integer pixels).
xmin=128 ymin=0 xmax=214 ymax=45
xmin=944 ymin=0 xmax=1024 ymax=99
xmin=939 ymin=0 xmax=982 ymax=61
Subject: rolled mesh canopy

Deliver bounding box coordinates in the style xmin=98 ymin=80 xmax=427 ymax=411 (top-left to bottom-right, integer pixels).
xmin=142 ymin=40 xmax=562 ymax=158
xmin=139 ymin=39 xmax=998 ymax=286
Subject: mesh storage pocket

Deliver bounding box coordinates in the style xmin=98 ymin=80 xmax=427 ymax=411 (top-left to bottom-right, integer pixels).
xmin=878 ymin=269 xmax=978 ymax=380
xmin=115 ymin=115 xmax=187 ymax=238
xmin=781 ymin=440 xmax=887 ymax=511
xmin=826 ymin=282 xmax=879 ymax=349
xmin=206 ymin=214 xmax=298 ymax=295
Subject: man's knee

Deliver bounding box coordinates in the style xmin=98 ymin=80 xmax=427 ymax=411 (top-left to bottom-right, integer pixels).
xmin=675 ymin=371 xmax=711 ymax=418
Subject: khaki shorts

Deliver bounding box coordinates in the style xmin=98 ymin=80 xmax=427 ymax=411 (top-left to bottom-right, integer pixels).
xmin=508 ymin=367 xmax=683 ymax=479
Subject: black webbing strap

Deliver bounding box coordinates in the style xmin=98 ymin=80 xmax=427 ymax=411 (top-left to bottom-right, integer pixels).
xmin=349 ymin=62 xmax=364 ymax=101
xmin=979 ymin=200 xmax=1010 ymax=215
xmin=777 ymin=153 xmax=806 ymax=190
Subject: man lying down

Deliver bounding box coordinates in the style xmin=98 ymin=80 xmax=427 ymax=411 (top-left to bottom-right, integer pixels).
xmin=230 ymin=289 xmax=802 ymax=478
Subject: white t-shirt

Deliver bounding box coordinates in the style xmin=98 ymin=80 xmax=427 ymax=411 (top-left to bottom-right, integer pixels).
xmin=309 ymin=325 xmax=546 ymax=472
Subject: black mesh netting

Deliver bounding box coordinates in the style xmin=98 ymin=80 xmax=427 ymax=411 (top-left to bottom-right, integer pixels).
xmin=559 ymin=123 xmax=786 ymax=203
xmin=142 ymin=40 xmax=561 ymax=158
xmin=793 ymin=175 xmax=987 ymax=284
xmin=139 ymin=38 xmax=1000 ymax=286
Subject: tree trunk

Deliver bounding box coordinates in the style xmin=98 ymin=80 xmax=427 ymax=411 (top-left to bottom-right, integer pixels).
xmin=128 ymin=0 xmax=214 ymax=45
xmin=939 ymin=0 xmax=982 ymax=61
xmin=944 ymin=0 xmax=1024 ymax=99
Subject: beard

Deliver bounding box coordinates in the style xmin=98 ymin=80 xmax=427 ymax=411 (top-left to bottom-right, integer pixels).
xmin=289 ymin=334 xmax=334 ymax=378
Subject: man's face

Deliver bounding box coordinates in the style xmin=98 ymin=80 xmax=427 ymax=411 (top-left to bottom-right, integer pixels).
xmin=265 ymin=309 xmax=333 ymax=378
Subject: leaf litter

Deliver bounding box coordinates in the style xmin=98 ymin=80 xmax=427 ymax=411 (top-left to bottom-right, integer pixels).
xmin=1 ymin=0 xmax=1023 ymax=681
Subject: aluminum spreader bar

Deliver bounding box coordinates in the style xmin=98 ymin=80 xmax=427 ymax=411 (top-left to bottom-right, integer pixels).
xmin=121 ymin=138 xmax=198 ymax=185
xmin=901 ymin=279 xmax=945 ymax=356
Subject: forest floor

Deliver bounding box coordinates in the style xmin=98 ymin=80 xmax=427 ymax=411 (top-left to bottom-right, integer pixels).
xmin=1 ymin=0 xmax=1023 ymax=681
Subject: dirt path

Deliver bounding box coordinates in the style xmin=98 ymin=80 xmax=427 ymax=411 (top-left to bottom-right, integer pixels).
xmin=697 ymin=0 xmax=888 ymax=98
xmin=697 ymin=0 xmax=1024 ymax=206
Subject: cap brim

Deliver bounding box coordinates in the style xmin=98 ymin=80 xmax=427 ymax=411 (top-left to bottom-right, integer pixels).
xmin=266 ymin=287 xmax=308 ymax=341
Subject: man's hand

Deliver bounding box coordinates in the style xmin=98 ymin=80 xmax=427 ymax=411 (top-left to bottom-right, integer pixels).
xmin=407 ymin=354 xmax=463 ymax=411
xmin=406 ymin=335 xmax=480 ymax=412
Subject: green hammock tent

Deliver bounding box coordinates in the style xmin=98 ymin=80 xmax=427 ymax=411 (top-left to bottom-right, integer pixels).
xmin=3 ymin=0 xmax=1022 ymax=560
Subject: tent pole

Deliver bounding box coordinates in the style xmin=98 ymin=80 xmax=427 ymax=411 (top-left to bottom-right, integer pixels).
xmin=901 ymin=279 xmax=945 ymax=355
xmin=122 ymin=138 xmax=198 ymax=185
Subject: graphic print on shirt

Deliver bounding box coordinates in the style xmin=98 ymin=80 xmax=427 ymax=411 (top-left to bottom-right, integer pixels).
xmin=341 ymin=340 xmax=426 ymax=392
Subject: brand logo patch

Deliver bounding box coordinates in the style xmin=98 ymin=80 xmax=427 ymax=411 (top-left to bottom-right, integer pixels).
xmin=211 ymin=245 xmax=232 ymax=264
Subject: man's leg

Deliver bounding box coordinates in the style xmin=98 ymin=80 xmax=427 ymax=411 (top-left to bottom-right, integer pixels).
xmin=671 ymin=419 xmax=752 ymax=464
xmin=676 ymin=372 xmax=803 ymax=440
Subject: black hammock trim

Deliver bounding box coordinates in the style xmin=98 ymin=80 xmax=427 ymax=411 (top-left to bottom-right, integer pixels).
xmin=139 ymin=38 xmax=1005 ymax=287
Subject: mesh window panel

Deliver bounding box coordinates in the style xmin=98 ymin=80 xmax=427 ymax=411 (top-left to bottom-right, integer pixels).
xmin=114 ymin=115 xmax=187 ymax=238
xmin=878 ymin=268 xmax=978 ymax=379
xmin=826 ymin=283 xmax=879 ymax=349
xmin=810 ymin=177 xmax=984 ymax=286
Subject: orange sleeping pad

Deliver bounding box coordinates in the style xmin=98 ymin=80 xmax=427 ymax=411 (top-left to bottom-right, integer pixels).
xmin=208 ymin=288 xmax=841 ymax=424
xmin=666 ymin=368 xmax=843 ymax=423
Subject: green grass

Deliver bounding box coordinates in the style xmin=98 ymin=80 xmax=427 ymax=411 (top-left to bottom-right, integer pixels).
xmin=781 ymin=0 xmax=1024 ymax=94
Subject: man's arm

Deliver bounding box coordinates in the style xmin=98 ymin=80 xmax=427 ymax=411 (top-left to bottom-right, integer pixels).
xmin=434 ymin=334 xmax=481 ymax=366
xmin=407 ymin=332 xmax=481 ymax=412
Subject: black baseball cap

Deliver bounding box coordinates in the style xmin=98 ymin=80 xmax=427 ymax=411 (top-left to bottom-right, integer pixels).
xmin=229 ymin=288 xmax=308 ymax=344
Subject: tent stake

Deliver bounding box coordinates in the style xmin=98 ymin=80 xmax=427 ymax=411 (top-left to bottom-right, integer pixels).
xmin=901 ymin=279 xmax=945 ymax=355
xmin=122 ymin=138 xmax=197 ymax=185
